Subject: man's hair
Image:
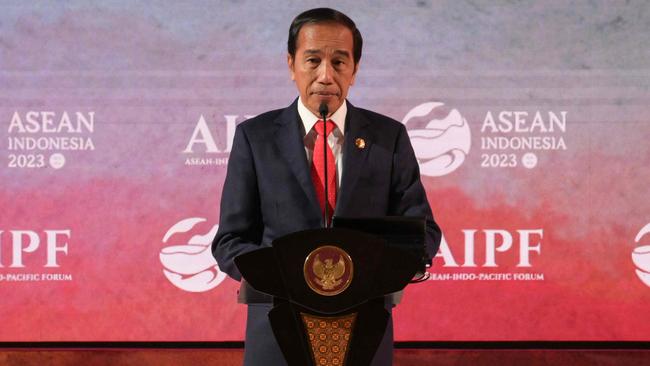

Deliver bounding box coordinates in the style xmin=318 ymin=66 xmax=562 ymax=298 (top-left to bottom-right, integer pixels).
xmin=288 ymin=8 xmax=363 ymax=65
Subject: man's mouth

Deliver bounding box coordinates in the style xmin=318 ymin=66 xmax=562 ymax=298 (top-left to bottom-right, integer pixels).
xmin=312 ymin=91 xmax=338 ymax=97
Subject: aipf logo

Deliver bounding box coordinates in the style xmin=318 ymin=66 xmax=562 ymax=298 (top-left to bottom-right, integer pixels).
xmin=402 ymin=102 xmax=471 ymax=177
xmin=632 ymin=223 xmax=650 ymax=288
xmin=159 ymin=218 xmax=226 ymax=292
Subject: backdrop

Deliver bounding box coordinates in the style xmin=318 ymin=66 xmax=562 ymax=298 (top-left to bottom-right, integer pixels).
xmin=1 ymin=0 xmax=650 ymax=342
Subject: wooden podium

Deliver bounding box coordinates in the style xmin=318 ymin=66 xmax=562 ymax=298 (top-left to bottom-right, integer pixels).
xmin=235 ymin=224 xmax=422 ymax=366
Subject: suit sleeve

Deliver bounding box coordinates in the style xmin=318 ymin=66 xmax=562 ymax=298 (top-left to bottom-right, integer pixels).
xmin=389 ymin=124 xmax=442 ymax=262
xmin=212 ymin=125 xmax=263 ymax=281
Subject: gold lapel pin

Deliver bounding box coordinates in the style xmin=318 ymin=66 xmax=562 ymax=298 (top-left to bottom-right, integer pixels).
xmin=355 ymin=138 xmax=366 ymax=149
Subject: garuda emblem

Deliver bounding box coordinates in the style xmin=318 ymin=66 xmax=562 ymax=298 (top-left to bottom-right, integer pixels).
xmin=313 ymin=254 xmax=345 ymax=290
xmin=304 ymin=245 xmax=353 ymax=296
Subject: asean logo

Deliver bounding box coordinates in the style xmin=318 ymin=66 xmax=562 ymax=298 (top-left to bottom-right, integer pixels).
xmin=632 ymin=222 xmax=650 ymax=288
xmin=304 ymin=246 xmax=353 ymax=296
xmin=402 ymin=102 xmax=471 ymax=177
xmin=159 ymin=217 xmax=226 ymax=292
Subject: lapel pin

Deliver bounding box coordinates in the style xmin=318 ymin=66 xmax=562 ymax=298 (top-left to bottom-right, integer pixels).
xmin=355 ymin=138 xmax=366 ymax=149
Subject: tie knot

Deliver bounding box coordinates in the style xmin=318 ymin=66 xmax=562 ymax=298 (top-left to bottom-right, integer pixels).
xmin=314 ymin=120 xmax=336 ymax=137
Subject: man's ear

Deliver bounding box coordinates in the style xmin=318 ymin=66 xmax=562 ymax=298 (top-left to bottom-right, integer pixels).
xmin=350 ymin=61 xmax=360 ymax=86
xmin=287 ymin=53 xmax=295 ymax=81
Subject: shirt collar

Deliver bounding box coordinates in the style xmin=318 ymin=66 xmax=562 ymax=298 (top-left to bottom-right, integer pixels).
xmin=297 ymin=96 xmax=346 ymax=136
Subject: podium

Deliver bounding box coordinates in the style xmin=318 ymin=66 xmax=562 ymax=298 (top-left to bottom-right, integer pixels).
xmin=235 ymin=219 xmax=424 ymax=366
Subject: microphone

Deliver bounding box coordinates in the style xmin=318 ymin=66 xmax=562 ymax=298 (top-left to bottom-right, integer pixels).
xmin=318 ymin=102 xmax=330 ymax=228
xmin=319 ymin=102 xmax=328 ymax=119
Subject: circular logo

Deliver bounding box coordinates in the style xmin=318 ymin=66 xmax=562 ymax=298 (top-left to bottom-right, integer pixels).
xmin=159 ymin=217 xmax=226 ymax=292
xmin=304 ymin=245 xmax=353 ymax=296
xmin=632 ymin=223 xmax=650 ymax=288
xmin=49 ymin=153 xmax=66 ymax=169
xmin=521 ymin=152 xmax=538 ymax=169
xmin=402 ymin=102 xmax=471 ymax=177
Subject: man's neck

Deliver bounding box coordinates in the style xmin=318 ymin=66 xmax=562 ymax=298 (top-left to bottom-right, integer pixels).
xmin=297 ymin=97 xmax=347 ymax=135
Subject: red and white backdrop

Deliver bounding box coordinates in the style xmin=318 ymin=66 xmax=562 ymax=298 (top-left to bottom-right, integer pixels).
xmin=1 ymin=1 xmax=649 ymax=342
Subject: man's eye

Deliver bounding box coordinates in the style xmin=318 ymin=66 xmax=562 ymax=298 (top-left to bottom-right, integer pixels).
xmin=306 ymin=58 xmax=319 ymax=64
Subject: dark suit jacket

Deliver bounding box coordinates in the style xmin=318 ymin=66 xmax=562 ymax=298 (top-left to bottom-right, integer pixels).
xmin=212 ymin=99 xmax=441 ymax=283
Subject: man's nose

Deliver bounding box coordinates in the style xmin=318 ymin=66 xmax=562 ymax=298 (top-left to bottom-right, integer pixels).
xmin=317 ymin=61 xmax=334 ymax=84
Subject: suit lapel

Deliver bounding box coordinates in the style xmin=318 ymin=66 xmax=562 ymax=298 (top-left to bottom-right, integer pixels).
xmin=336 ymin=102 xmax=373 ymax=215
xmin=273 ymin=100 xmax=322 ymax=216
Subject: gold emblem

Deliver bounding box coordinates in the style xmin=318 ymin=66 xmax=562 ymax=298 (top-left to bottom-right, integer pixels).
xmin=355 ymin=138 xmax=366 ymax=149
xmin=313 ymin=254 xmax=345 ymax=290
xmin=304 ymin=246 xmax=353 ymax=296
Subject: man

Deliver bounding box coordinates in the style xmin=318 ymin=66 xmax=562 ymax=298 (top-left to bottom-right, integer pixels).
xmin=212 ymin=7 xmax=441 ymax=366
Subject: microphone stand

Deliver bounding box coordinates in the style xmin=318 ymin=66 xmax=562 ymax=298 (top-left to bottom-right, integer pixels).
xmin=319 ymin=102 xmax=330 ymax=228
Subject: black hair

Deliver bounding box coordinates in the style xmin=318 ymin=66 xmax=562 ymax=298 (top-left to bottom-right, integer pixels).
xmin=288 ymin=8 xmax=363 ymax=65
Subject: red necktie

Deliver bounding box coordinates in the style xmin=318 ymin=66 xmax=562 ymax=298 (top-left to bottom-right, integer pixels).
xmin=311 ymin=120 xmax=337 ymax=225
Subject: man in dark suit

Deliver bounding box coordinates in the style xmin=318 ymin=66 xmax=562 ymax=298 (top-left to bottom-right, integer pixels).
xmin=212 ymin=7 xmax=441 ymax=366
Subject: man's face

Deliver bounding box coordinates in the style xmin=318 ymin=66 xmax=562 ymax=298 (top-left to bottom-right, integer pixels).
xmin=288 ymin=22 xmax=358 ymax=117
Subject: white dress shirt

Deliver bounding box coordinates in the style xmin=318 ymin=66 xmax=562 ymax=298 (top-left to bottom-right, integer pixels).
xmin=297 ymin=97 xmax=345 ymax=188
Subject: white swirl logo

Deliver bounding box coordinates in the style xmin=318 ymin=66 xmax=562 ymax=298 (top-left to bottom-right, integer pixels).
xmin=632 ymin=223 xmax=650 ymax=288
xmin=159 ymin=217 xmax=226 ymax=292
xmin=402 ymin=102 xmax=471 ymax=177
